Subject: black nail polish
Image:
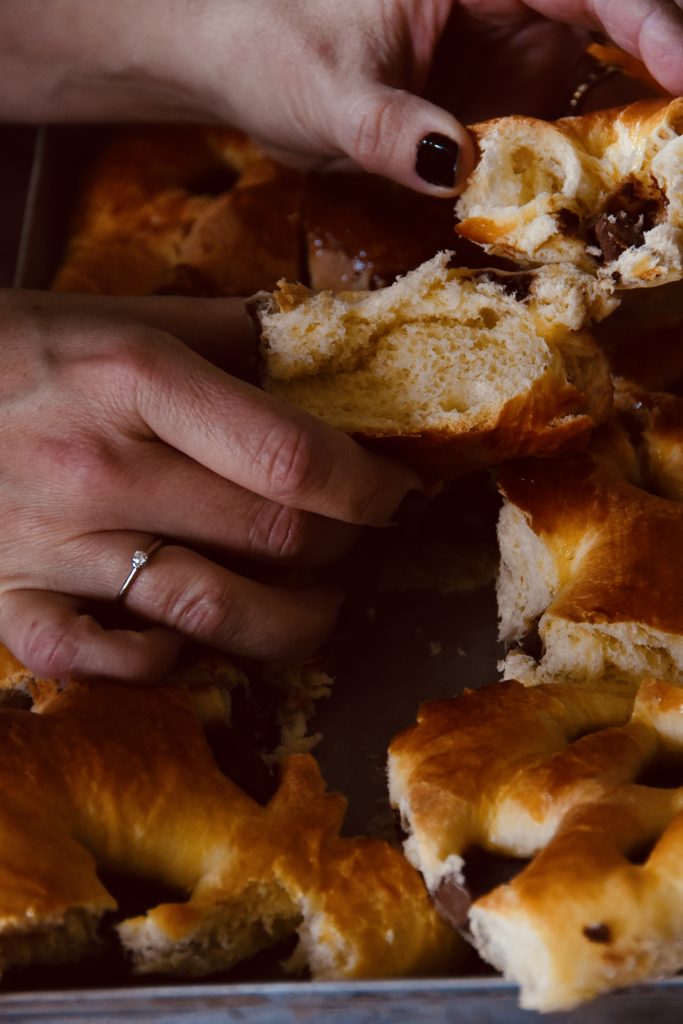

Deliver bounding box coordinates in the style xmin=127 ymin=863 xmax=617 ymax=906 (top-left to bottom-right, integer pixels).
xmin=415 ymin=133 xmax=460 ymax=188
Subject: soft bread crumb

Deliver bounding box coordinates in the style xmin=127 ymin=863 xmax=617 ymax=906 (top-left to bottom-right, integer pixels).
xmin=456 ymin=100 xmax=683 ymax=288
xmin=258 ymin=253 xmax=616 ymax=475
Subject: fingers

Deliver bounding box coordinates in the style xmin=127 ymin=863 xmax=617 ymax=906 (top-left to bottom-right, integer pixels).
xmin=134 ymin=337 xmax=421 ymax=526
xmin=17 ymin=290 xmax=258 ymax=379
xmin=100 ymin=449 xmax=360 ymax=567
xmin=334 ymin=82 xmax=476 ymax=197
xmin=0 ymin=539 xmax=343 ymax=681
xmin=0 ymin=591 xmax=184 ymax=685
xmin=116 ymin=543 xmax=342 ymax=661
xmin=51 ymin=445 xmax=360 ymax=569
xmin=525 ymin=0 xmax=683 ymax=95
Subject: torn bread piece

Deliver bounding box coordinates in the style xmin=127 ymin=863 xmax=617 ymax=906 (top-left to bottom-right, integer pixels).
xmin=456 ymin=98 xmax=683 ymax=287
xmin=0 ymin=669 xmax=461 ymax=981
xmin=388 ymin=676 xmax=683 ymax=1012
xmin=257 ymin=252 xmax=616 ymax=478
xmin=497 ymin=426 xmax=683 ymax=687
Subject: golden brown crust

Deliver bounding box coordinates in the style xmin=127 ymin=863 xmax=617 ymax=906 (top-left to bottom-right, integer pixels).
xmin=260 ymin=257 xmax=615 ymax=481
xmin=303 ymin=172 xmax=501 ymax=292
xmin=52 ymin=126 xmax=304 ymax=297
xmin=456 ymin=99 xmax=683 ymax=287
xmin=0 ymin=667 xmax=460 ymax=979
xmin=352 ymin=376 xmax=603 ymax=481
xmin=585 ymin=43 xmax=670 ymax=97
xmin=388 ymin=675 xmax=683 ymax=1010
xmin=613 ymin=380 xmax=683 ymax=501
xmin=498 ymin=443 xmax=683 ymax=634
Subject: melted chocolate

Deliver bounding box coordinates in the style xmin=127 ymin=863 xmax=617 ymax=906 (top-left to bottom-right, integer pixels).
xmin=591 ymin=177 xmax=667 ymax=263
xmin=475 ymin=270 xmax=533 ymax=302
xmin=434 ymin=875 xmax=472 ymax=929
xmin=433 ymin=847 xmax=529 ymax=930
xmin=593 ymin=211 xmax=646 ymax=263
xmin=556 ymin=208 xmax=580 ymax=236
xmin=583 ymin=923 xmax=612 ymax=944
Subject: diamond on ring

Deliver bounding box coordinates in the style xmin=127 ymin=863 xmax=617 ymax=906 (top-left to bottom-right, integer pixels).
xmin=116 ymin=539 xmax=164 ymax=603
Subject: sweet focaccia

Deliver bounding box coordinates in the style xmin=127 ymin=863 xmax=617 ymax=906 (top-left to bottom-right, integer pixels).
xmin=497 ymin=421 xmax=683 ymax=688
xmin=52 ymin=125 xmax=305 ymax=297
xmin=388 ymin=676 xmax=683 ymax=1011
xmin=456 ymin=98 xmax=683 ymax=288
xmin=257 ymin=252 xmax=616 ymax=478
xmin=614 ymin=381 xmax=683 ymax=502
xmin=52 ymin=125 xmax=476 ymax=299
xmin=0 ymin=673 xmax=461 ymax=981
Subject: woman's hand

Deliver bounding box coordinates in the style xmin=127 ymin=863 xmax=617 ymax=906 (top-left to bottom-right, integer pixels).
xmin=0 ymin=290 xmax=418 ymax=683
xmin=183 ymin=0 xmax=682 ymax=192
xmin=3 ymin=2 xmax=681 ymax=196
xmin=4 ymin=0 xmax=681 ymax=196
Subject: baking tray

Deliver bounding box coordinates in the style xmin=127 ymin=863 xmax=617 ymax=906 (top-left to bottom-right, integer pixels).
xmin=9 ymin=125 xmax=683 ymax=1022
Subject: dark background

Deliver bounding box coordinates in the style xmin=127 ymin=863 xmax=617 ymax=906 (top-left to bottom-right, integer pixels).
xmin=0 ymin=125 xmax=36 ymax=287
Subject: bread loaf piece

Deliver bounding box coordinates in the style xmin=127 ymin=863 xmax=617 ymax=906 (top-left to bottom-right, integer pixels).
xmin=456 ymin=99 xmax=683 ymax=288
xmin=389 ymin=675 xmax=683 ymax=1011
xmin=497 ymin=426 xmax=683 ymax=687
xmin=614 ymin=381 xmax=683 ymax=502
xmin=52 ymin=126 xmax=304 ymax=297
xmin=0 ymin=663 xmax=461 ymax=981
xmin=258 ymin=252 xmax=616 ymax=478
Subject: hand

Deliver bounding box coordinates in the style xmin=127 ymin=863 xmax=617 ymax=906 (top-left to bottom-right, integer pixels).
xmin=0 ymin=290 xmax=418 ymax=683
xmin=4 ymin=1 xmax=682 ymax=197
xmin=158 ymin=0 xmax=683 ymax=192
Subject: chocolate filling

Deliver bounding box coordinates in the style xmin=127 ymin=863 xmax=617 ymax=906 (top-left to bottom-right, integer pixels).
xmin=474 ymin=270 xmax=533 ymax=302
xmin=583 ymin=923 xmax=612 ymax=944
xmin=590 ymin=177 xmax=667 ymax=263
xmin=434 ymin=847 xmax=529 ymax=931
xmin=434 ymin=875 xmax=471 ymax=929
xmin=556 ymin=208 xmax=580 ymax=236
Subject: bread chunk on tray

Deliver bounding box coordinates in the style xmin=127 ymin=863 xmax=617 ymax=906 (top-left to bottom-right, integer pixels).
xmin=257 ymin=252 xmax=616 ymax=478
xmin=456 ymin=98 xmax=683 ymax=288
xmin=497 ymin=418 xmax=683 ymax=688
xmin=0 ymin=669 xmax=461 ymax=981
xmin=388 ymin=676 xmax=683 ymax=1011
xmin=613 ymin=381 xmax=683 ymax=503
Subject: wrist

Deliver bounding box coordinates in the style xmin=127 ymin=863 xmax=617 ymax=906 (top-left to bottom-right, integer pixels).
xmin=0 ymin=0 xmax=246 ymax=123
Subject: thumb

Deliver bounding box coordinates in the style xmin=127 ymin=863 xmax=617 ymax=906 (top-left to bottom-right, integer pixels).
xmin=335 ymin=82 xmax=476 ymax=197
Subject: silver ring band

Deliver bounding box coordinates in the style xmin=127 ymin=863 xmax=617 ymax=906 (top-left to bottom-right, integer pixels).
xmin=116 ymin=539 xmax=164 ymax=602
xmin=566 ymin=60 xmax=622 ymax=114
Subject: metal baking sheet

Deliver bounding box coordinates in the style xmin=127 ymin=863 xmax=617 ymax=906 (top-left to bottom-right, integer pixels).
xmin=9 ymin=125 xmax=683 ymax=1022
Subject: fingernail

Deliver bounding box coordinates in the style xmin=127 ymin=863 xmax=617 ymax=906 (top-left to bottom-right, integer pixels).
xmin=415 ymin=133 xmax=460 ymax=188
xmin=391 ymin=489 xmax=432 ymax=525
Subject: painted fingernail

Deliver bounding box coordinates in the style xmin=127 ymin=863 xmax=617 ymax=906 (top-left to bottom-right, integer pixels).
xmin=415 ymin=133 xmax=460 ymax=188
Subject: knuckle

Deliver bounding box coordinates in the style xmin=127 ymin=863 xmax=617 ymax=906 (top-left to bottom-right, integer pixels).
xmin=249 ymin=502 xmax=310 ymax=562
xmin=160 ymin=579 xmax=236 ymax=641
xmin=79 ymin=325 xmax=168 ymax=406
xmin=258 ymin=422 xmax=320 ymax=504
xmin=40 ymin=433 xmax=120 ymax=494
xmin=349 ymin=92 xmax=401 ymax=171
xmin=22 ymin=620 xmax=79 ymax=678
